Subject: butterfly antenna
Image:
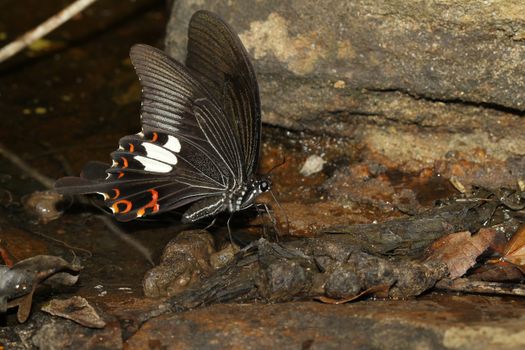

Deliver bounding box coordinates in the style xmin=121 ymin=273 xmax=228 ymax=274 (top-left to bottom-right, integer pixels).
xmin=264 ymin=155 xmax=287 ymax=176
xmin=269 ymin=189 xmax=289 ymax=236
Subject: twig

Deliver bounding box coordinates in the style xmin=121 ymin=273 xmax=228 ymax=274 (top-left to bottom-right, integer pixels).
xmin=0 ymin=0 xmax=99 ymax=63
xmin=0 ymin=142 xmax=54 ymax=189
xmin=97 ymin=215 xmax=155 ymax=266
xmin=28 ymin=229 xmax=93 ymax=257
xmin=435 ymin=278 xmax=525 ymax=297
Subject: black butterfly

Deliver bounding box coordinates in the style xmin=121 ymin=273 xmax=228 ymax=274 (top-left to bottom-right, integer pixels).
xmin=55 ymin=10 xmax=270 ymax=223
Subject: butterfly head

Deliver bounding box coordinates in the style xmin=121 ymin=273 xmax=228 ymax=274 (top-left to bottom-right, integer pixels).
xmin=234 ymin=176 xmax=271 ymax=211
xmin=258 ymin=178 xmax=271 ymax=193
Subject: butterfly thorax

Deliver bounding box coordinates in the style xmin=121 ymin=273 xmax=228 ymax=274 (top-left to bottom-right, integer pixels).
xmin=228 ymin=176 xmax=270 ymax=213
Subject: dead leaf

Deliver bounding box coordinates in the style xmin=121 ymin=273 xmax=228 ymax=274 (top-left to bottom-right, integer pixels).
xmin=315 ymin=284 xmax=390 ymax=304
xmin=42 ymin=296 xmax=106 ymax=328
xmin=501 ymin=225 xmax=525 ymax=272
xmin=425 ymin=228 xmax=498 ymax=279
xmin=0 ymin=255 xmax=82 ymax=322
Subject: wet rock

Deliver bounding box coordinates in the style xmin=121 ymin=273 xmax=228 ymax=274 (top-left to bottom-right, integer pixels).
xmin=143 ymin=230 xmax=215 ymax=298
xmin=126 ymin=297 xmax=525 ymax=349
xmin=22 ymin=190 xmax=64 ymax=224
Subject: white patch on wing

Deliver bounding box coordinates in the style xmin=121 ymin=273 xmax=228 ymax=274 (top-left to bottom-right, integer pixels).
xmin=142 ymin=143 xmax=178 ymax=164
xmin=96 ymin=192 xmax=109 ymax=200
xmin=164 ymin=135 xmax=181 ymax=153
xmin=134 ymin=155 xmax=172 ymax=173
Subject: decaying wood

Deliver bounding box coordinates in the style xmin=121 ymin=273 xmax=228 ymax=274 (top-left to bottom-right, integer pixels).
xmin=323 ymin=199 xmax=499 ymax=256
xmin=117 ymin=195 xmax=523 ymax=332
xmin=124 ymin=237 xmax=448 ymax=333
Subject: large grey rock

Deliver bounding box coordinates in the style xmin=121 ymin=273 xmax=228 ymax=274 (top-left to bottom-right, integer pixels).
xmin=165 ymin=0 xmax=525 ymax=185
xmin=167 ymin=1 xmax=525 ymax=112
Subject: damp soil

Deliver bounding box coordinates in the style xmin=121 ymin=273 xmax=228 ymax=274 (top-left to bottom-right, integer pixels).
xmin=0 ymin=1 xmax=524 ymax=349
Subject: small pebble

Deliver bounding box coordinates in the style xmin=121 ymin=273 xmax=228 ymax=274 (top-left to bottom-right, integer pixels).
xmin=300 ymin=155 xmax=326 ymax=176
xmin=333 ymin=80 xmax=345 ymax=89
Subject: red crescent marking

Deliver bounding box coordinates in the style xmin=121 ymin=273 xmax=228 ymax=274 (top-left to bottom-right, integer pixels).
xmin=118 ymin=172 xmax=124 ymax=179
xmin=112 ymin=200 xmax=132 ymax=214
xmin=111 ymin=188 xmax=120 ymax=199
xmin=129 ymin=143 xmax=134 ymax=152
xmin=121 ymin=157 xmax=128 ymax=168
xmin=151 ymin=132 xmax=158 ymax=142
xmin=137 ymin=189 xmax=160 ymax=217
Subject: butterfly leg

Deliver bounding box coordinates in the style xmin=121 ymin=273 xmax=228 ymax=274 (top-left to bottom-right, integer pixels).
xmin=226 ymin=213 xmax=235 ymax=244
xmin=204 ymin=217 xmax=217 ymax=230
xmin=262 ymin=203 xmax=280 ymax=242
xmin=254 ymin=203 xmax=267 ymax=238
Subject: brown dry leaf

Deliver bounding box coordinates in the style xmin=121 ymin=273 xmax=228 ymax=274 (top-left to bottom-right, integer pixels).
xmin=315 ymin=284 xmax=390 ymax=304
xmin=501 ymin=225 xmax=525 ymax=271
xmin=425 ymin=228 xmax=498 ymax=279
xmin=42 ymin=296 xmax=106 ymax=329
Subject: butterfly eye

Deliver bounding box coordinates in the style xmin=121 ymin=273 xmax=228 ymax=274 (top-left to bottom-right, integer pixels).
xmin=260 ymin=181 xmax=270 ymax=192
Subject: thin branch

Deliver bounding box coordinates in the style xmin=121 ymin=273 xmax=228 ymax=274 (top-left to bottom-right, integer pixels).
xmin=435 ymin=278 xmax=525 ymax=297
xmin=97 ymin=215 xmax=155 ymax=267
xmin=0 ymin=142 xmax=54 ymax=189
xmin=0 ymin=0 xmax=99 ymax=63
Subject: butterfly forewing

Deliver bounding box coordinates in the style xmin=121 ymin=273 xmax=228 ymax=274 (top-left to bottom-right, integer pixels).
xmin=186 ymin=11 xmax=261 ymax=177
xmin=130 ymin=44 xmax=244 ymax=184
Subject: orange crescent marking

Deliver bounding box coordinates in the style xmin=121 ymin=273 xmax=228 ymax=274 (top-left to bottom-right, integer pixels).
xmin=151 ymin=132 xmax=158 ymax=142
xmin=121 ymin=157 xmax=129 ymax=168
xmin=118 ymin=172 xmax=124 ymax=179
xmin=137 ymin=189 xmax=160 ymax=217
xmin=112 ymin=200 xmax=132 ymax=214
xmin=111 ymin=188 xmax=120 ymax=199
xmin=129 ymin=143 xmax=134 ymax=152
